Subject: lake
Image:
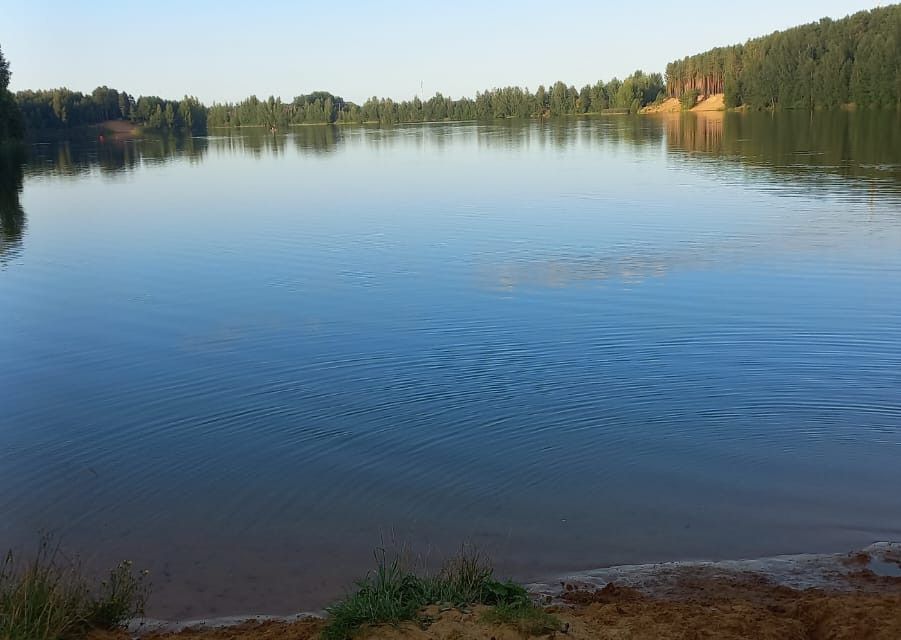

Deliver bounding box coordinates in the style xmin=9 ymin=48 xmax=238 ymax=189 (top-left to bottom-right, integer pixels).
xmin=2 ymin=112 xmax=900 ymax=619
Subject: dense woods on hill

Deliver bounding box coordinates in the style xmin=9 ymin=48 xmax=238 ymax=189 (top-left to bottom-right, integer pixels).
xmin=15 ymin=87 xmax=207 ymax=134
xmin=666 ymin=5 xmax=901 ymax=109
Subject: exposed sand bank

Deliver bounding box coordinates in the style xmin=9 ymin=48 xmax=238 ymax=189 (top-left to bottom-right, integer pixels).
xmin=692 ymin=93 xmax=725 ymax=111
xmin=93 ymin=543 xmax=901 ymax=640
xmin=640 ymin=97 xmax=682 ymax=114
xmin=640 ymin=93 xmax=726 ymax=114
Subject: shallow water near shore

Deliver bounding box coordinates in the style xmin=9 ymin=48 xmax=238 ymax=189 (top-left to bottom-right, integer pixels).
xmin=2 ymin=112 xmax=900 ymax=618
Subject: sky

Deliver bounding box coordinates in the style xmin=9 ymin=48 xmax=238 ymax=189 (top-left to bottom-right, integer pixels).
xmin=0 ymin=0 xmax=891 ymax=104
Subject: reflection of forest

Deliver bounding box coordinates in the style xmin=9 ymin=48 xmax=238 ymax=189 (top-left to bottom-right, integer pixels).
xmin=22 ymin=113 xmax=901 ymax=188
xmin=0 ymin=146 xmax=25 ymax=263
xmin=330 ymin=116 xmax=662 ymax=152
xmin=22 ymin=127 xmax=354 ymax=177
xmin=662 ymin=110 xmax=901 ymax=188
xmin=25 ymin=134 xmax=209 ymax=177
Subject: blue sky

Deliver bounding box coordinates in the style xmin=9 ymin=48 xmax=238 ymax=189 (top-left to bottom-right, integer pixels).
xmin=0 ymin=0 xmax=890 ymax=104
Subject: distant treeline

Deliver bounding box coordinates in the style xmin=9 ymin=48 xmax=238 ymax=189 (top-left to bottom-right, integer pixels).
xmin=5 ymin=71 xmax=664 ymax=136
xmin=665 ymin=4 xmax=900 ymax=109
xmin=8 ymin=71 xmax=664 ymax=135
xmin=207 ymin=73 xmax=665 ymax=127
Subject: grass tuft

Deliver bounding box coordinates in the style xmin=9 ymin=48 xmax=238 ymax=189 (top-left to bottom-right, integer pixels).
xmin=322 ymin=549 xmax=426 ymax=640
xmin=321 ymin=545 xmax=557 ymax=640
xmin=0 ymin=538 xmax=149 ymax=640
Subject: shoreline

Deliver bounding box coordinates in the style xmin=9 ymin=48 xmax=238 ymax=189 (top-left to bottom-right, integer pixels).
xmin=532 ymin=541 xmax=901 ymax=596
xmin=126 ymin=542 xmax=901 ymax=638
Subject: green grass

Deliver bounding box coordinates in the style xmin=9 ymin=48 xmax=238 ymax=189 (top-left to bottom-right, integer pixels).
xmin=321 ymin=546 xmax=560 ymax=640
xmin=481 ymin=602 xmax=562 ymax=637
xmin=0 ymin=539 xmax=149 ymax=640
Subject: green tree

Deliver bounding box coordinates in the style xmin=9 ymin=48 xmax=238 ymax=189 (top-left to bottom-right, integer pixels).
xmin=163 ymin=103 xmax=175 ymax=128
xmin=0 ymin=44 xmax=24 ymax=141
xmin=0 ymin=44 xmax=10 ymax=92
xmin=148 ymin=104 xmax=163 ymax=129
xmin=118 ymin=92 xmax=134 ymax=119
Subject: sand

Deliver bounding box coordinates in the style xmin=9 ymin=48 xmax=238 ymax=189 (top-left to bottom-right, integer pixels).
xmin=640 ymin=97 xmax=681 ymax=114
xmin=88 ymin=544 xmax=901 ymax=640
xmin=640 ymin=94 xmax=726 ymax=114
xmin=692 ymin=93 xmax=725 ymax=112
xmin=108 ymin=581 xmax=901 ymax=640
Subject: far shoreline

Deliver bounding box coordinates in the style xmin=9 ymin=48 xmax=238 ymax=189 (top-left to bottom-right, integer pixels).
xmin=20 ymin=104 xmax=875 ymax=143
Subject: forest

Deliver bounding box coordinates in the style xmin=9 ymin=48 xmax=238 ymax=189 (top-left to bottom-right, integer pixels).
xmin=206 ymin=72 xmax=664 ymax=127
xmin=14 ymin=87 xmax=207 ymax=135
xmin=665 ymin=4 xmax=900 ymax=109
xmin=8 ymin=71 xmax=663 ymax=134
xmin=2 ymin=3 xmax=899 ymax=140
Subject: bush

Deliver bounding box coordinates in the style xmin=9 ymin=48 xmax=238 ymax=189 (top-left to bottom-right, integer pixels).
xmin=680 ymin=89 xmax=701 ymax=110
xmin=84 ymin=561 xmax=149 ymax=630
xmin=0 ymin=539 xmax=149 ymax=640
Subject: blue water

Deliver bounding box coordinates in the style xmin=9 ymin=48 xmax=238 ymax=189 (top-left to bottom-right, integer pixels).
xmin=2 ymin=114 xmax=900 ymax=618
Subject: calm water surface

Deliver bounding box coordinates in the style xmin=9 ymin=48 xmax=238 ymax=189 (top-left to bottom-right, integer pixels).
xmin=2 ymin=112 xmax=900 ymax=618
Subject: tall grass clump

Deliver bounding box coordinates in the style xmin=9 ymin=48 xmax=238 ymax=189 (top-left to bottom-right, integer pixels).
xmin=322 ymin=546 xmax=559 ymax=640
xmin=0 ymin=539 xmax=149 ymax=640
